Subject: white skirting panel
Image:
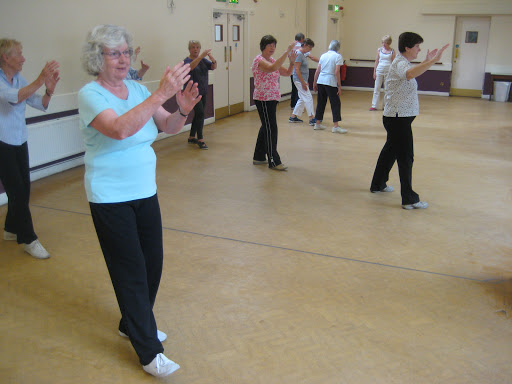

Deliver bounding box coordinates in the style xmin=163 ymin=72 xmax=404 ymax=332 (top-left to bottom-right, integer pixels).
xmin=27 ymin=115 xmax=84 ymax=168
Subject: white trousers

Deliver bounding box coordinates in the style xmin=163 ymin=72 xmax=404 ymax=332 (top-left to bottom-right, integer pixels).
xmin=292 ymin=80 xmax=315 ymax=118
xmin=371 ymin=71 xmax=387 ymax=109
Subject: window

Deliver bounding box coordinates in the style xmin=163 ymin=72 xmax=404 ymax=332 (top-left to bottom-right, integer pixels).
xmin=215 ymin=25 xmax=223 ymax=42
xmin=232 ymin=25 xmax=240 ymax=42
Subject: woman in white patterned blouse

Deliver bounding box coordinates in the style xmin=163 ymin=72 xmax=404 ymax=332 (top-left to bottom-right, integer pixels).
xmin=370 ymin=32 xmax=449 ymax=210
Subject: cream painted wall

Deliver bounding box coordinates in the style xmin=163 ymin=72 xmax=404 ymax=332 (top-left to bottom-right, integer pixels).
xmin=0 ymin=0 xmax=310 ymax=117
xmin=2 ymin=0 xmax=511 ymax=119
xmin=342 ymin=0 xmax=454 ymax=70
xmin=486 ymin=15 xmax=512 ymax=74
xmin=341 ymin=0 xmax=512 ymax=76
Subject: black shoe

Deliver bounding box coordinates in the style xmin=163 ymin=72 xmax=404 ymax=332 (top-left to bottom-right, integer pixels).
xmin=197 ymin=141 xmax=208 ymax=150
xmin=188 ymin=138 xmax=198 ymax=144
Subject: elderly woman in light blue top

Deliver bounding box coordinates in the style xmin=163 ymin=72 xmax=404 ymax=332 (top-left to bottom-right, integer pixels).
xmin=0 ymin=38 xmax=59 ymax=259
xmin=78 ymin=24 xmax=200 ymax=378
xmin=313 ymin=40 xmax=347 ymax=133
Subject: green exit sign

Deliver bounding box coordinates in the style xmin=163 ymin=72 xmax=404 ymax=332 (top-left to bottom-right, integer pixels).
xmin=229 ymin=0 xmax=239 ymax=3
xmin=216 ymin=0 xmax=226 ymax=2
xmin=334 ymin=5 xmax=340 ymax=12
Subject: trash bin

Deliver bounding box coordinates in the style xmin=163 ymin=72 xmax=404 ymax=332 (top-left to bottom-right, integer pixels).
xmin=493 ymin=81 xmax=511 ymax=102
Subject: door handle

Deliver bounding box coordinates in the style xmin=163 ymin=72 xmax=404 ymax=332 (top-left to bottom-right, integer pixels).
xmin=224 ymin=46 xmax=227 ymax=62
xmin=230 ymin=46 xmax=232 ymax=62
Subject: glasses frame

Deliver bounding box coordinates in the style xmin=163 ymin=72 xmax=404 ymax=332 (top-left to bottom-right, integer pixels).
xmin=102 ymin=49 xmax=133 ymax=59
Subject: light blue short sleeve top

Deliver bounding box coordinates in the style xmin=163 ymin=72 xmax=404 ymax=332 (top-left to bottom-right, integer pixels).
xmin=78 ymin=80 xmax=158 ymax=203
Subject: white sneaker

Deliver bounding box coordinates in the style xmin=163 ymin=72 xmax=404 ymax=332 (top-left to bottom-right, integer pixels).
xmin=314 ymin=123 xmax=326 ymax=130
xmin=119 ymin=329 xmax=167 ymax=342
xmin=23 ymin=240 xmax=50 ymax=259
xmin=402 ymin=201 xmax=429 ymax=210
xmin=332 ymin=126 xmax=348 ymax=134
xmin=3 ymin=231 xmax=16 ymax=241
xmin=371 ymin=185 xmax=394 ymax=193
xmin=143 ymin=353 xmax=180 ymax=378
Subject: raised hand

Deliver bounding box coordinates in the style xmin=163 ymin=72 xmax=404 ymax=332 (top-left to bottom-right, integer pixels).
xmin=176 ymin=80 xmax=201 ymax=115
xmin=45 ymin=70 xmax=60 ymax=94
xmin=156 ymin=61 xmax=191 ymax=101
xmin=201 ymin=49 xmax=212 ymax=58
xmin=134 ymin=46 xmax=141 ymax=60
xmin=434 ymin=44 xmax=450 ymax=61
xmin=140 ymin=60 xmax=150 ymax=72
xmin=40 ymin=60 xmax=59 ymax=83
xmin=426 ymin=44 xmax=449 ymax=62
xmin=289 ymin=50 xmax=298 ymax=63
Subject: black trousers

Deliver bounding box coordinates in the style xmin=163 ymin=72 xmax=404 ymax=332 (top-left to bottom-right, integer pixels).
xmin=253 ymin=100 xmax=281 ymax=168
xmin=290 ymin=76 xmax=299 ymax=109
xmin=89 ymin=194 xmax=164 ymax=365
xmin=370 ymin=116 xmax=419 ymax=205
xmin=190 ymin=96 xmax=207 ymax=140
xmin=315 ymin=84 xmax=341 ymax=123
xmin=0 ymin=141 xmax=37 ymax=244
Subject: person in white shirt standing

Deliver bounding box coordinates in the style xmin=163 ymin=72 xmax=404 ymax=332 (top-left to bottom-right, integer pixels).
xmin=370 ymin=32 xmax=449 ymax=210
xmin=370 ymin=35 xmax=395 ymax=111
xmin=313 ymin=40 xmax=347 ymax=134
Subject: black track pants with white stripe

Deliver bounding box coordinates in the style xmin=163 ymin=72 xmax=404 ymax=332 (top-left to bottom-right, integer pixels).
xmin=253 ymin=100 xmax=282 ymax=168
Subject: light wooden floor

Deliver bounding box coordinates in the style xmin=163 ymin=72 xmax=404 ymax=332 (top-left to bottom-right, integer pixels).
xmin=1 ymin=91 xmax=511 ymax=384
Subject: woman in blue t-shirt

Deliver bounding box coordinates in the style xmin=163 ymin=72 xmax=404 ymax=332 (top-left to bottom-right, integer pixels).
xmin=78 ymin=24 xmax=200 ymax=378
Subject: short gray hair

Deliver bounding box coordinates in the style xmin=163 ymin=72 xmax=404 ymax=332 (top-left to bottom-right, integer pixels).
xmin=188 ymin=40 xmax=201 ymax=49
xmin=81 ymin=24 xmax=134 ymax=76
xmin=0 ymin=39 xmax=22 ymax=66
xmin=328 ymin=40 xmax=340 ymax=52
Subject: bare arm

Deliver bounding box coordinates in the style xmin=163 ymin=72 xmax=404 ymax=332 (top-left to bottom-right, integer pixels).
xmin=406 ymin=44 xmax=449 ymax=80
xmin=136 ymin=60 xmax=150 ymax=79
xmin=313 ymin=64 xmax=321 ymax=92
xmin=189 ymin=49 xmax=211 ymax=71
xmin=41 ymin=70 xmax=60 ymax=108
xmin=90 ymin=62 xmax=194 ymax=140
xmin=336 ymin=65 xmax=342 ymax=95
xmin=17 ymin=60 xmax=59 ymax=104
xmin=373 ymin=49 xmax=380 ymax=80
xmin=206 ymin=52 xmax=217 ymax=70
xmin=258 ymin=41 xmax=296 ymax=73
xmin=279 ymin=50 xmax=297 ymax=76
xmin=152 ymin=80 xmax=201 ymax=135
xmin=308 ymin=54 xmax=319 ymax=63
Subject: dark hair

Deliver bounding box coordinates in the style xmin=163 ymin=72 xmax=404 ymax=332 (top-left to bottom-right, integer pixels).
xmin=398 ymin=32 xmax=423 ymax=53
xmin=302 ymin=38 xmax=315 ymax=48
xmin=260 ymin=35 xmax=277 ymax=52
xmin=295 ymin=32 xmax=305 ymax=42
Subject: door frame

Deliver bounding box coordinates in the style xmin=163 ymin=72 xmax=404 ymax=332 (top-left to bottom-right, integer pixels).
xmin=212 ymin=8 xmax=249 ymax=115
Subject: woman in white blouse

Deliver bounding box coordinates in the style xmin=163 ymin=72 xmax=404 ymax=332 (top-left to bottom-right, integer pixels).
xmin=370 ymin=32 xmax=448 ymax=210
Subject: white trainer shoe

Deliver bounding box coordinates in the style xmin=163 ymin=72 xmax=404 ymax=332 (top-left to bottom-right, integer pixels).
xmin=402 ymin=201 xmax=429 ymax=210
xmin=119 ymin=329 xmax=167 ymax=342
xmin=143 ymin=353 xmax=180 ymax=378
xmin=314 ymin=123 xmax=326 ymax=130
xmin=4 ymin=231 xmax=17 ymax=241
xmin=332 ymin=126 xmax=348 ymax=134
xmin=23 ymin=240 xmax=50 ymax=259
xmin=371 ymin=185 xmax=394 ymax=193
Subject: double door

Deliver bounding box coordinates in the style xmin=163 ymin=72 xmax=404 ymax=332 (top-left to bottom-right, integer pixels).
xmin=212 ymin=12 xmax=245 ymax=119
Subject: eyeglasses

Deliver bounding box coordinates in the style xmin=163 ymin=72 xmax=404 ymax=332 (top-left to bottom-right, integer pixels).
xmin=102 ymin=49 xmax=133 ymax=59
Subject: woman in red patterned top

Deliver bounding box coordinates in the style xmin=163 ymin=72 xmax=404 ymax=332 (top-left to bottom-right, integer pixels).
xmin=252 ymin=35 xmax=296 ymax=171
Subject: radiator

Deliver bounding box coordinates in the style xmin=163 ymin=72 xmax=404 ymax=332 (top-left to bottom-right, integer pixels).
xmin=27 ymin=115 xmax=84 ymax=168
